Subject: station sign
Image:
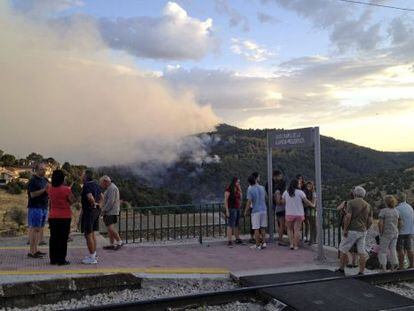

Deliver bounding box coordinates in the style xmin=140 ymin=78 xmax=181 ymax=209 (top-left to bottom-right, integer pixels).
xmin=267 ymin=127 xmax=314 ymax=149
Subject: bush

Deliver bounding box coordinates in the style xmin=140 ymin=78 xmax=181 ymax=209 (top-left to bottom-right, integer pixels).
xmin=8 ymin=206 xmax=27 ymax=228
xmin=71 ymin=182 xmax=82 ymax=198
xmin=120 ymin=201 xmax=131 ymax=210
xmin=19 ymin=171 xmax=32 ymax=179
xmin=6 ymin=181 xmax=22 ymax=195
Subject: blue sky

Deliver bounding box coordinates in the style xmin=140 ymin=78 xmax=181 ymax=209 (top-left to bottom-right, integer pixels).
xmin=63 ymin=0 xmax=335 ymax=71
xmin=2 ymin=0 xmax=414 ymax=164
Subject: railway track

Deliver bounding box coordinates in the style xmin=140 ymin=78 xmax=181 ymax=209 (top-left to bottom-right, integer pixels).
xmin=69 ymin=269 xmax=414 ymax=311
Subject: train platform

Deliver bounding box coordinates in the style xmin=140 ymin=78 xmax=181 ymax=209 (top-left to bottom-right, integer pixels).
xmin=0 ymin=233 xmax=337 ymax=284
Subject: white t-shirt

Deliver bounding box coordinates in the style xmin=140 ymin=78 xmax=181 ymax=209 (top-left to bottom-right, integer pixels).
xmin=282 ymin=189 xmax=306 ymax=216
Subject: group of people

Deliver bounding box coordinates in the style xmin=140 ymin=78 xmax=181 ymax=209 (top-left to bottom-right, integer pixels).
xmin=27 ymin=162 xmax=123 ymax=265
xmin=336 ymin=187 xmax=413 ymax=275
xmin=224 ymin=170 xmax=317 ymax=250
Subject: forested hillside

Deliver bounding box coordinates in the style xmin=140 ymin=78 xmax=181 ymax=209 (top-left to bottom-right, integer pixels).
xmin=158 ymin=124 xmax=414 ymax=202
xmin=2 ymin=124 xmax=414 ymax=208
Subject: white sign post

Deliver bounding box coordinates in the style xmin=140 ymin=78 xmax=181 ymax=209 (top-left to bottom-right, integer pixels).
xmin=267 ymin=127 xmax=325 ymax=261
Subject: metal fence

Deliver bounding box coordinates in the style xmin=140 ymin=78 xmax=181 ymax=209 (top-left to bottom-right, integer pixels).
xmin=106 ymin=204 xmax=342 ymax=248
xmin=321 ymin=208 xmax=342 ymax=248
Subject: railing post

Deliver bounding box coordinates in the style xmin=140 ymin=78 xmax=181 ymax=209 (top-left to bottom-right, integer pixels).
xmin=212 ymin=203 xmax=215 ymax=237
xmin=160 ymin=209 xmax=163 ymax=241
xmin=118 ymin=209 xmax=122 ymax=240
xmin=125 ymin=208 xmax=129 ymax=244
xmin=146 ymin=210 xmax=149 ymax=242
xmin=199 ymin=204 xmax=203 ymax=244
xmin=132 ymin=209 xmax=135 ymax=243
xmin=219 ymin=203 xmax=222 ymax=237
xmin=140 ymin=211 xmax=143 ymax=243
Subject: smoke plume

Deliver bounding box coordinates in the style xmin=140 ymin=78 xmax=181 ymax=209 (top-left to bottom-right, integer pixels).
xmin=0 ymin=2 xmax=219 ymax=166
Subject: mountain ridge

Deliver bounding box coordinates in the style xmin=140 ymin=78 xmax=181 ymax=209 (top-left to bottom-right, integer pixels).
xmin=158 ymin=124 xmax=414 ymax=202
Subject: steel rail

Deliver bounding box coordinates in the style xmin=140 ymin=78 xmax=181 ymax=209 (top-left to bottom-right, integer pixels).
xmin=68 ymin=269 xmax=414 ymax=311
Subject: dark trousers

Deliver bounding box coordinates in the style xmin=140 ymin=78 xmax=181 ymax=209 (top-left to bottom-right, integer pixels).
xmin=49 ymin=218 xmax=71 ymax=264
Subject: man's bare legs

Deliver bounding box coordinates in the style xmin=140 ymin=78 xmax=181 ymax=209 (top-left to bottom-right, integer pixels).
xmin=29 ymin=227 xmax=41 ymax=255
xmin=86 ymin=232 xmax=96 ymax=255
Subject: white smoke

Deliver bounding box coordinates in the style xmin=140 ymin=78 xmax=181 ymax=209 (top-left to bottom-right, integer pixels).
xmin=0 ymin=2 xmax=220 ymax=166
xmin=178 ymin=134 xmax=221 ymax=165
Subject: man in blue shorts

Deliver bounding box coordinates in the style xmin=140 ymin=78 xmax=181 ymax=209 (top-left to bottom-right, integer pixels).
xmin=81 ymin=169 xmax=103 ymax=264
xmin=27 ymin=162 xmax=49 ymax=258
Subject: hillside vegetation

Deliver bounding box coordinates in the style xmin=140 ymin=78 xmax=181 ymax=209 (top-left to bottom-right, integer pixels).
xmin=2 ymin=124 xmax=414 ymax=210
xmin=159 ymin=124 xmax=414 ymax=203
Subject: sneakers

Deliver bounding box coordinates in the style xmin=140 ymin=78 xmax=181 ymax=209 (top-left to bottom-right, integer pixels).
xmin=261 ymin=242 xmax=267 ymax=249
xmin=346 ymin=264 xmax=358 ymax=268
xmin=227 ymin=241 xmax=234 ymax=248
xmin=294 ymin=246 xmax=299 ymax=250
xmin=103 ymin=245 xmax=115 ymax=250
xmin=335 ymin=268 xmax=345 ymax=274
xmin=235 ymin=239 xmax=246 ymax=245
xmin=250 ymin=244 xmax=262 ymax=250
xmin=36 ymin=251 xmax=47 ymax=256
xmin=27 ymin=252 xmax=43 ymax=259
xmin=113 ymin=243 xmax=123 ymax=250
xmin=82 ymin=257 xmax=98 ymax=265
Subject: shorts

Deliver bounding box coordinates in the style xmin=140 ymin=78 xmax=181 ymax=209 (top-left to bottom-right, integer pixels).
xmin=285 ymin=215 xmax=305 ymax=222
xmin=81 ymin=209 xmax=100 ymax=235
xmin=28 ymin=208 xmax=48 ymax=228
xmin=276 ymin=210 xmax=286 ymax=218
xmin=103 ymin=215 xmax=118 ymax=226
xmin=397 ymin=234 xmax=413 ymax=252
xmin=304 ymin=207 xmax=312 ymax=218
xmin=251 ymin=212 xmax=267 ymax=230
xmin=227 ymin=208 xmax=240 ymax=228
xmin=339 ymin=230 xmax=367 ymax=256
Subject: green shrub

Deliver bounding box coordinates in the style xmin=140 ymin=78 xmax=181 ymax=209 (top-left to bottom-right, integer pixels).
xmin=6 ymin=181 xmax=22 ymax=195
xmin=8 ymin=206 xmax=27 ymax=228
xmin=19 ymin=171 xmax=32 ymax=179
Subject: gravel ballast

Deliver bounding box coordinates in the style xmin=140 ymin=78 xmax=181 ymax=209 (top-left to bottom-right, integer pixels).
xmin=379 ymin=282 xmax=414 ymax=300
xmin=1 ymin=279 xmax=238 ymax=311
xmin=3 ymin=277 xmax=414 ymax=311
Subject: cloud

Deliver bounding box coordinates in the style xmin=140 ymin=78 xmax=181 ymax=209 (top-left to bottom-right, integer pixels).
xmin=231 ymin=38 xmax=275 ymax=62
xmin=12 ymin=0 xmax=84 ymax=17
xmin=0 ymin=2 xmax=219 ymax=166
xmin=268 ymin=0 xmax=384 ymax=52
xmin=214 ymin=0 xmax=249 ymax=32
xmin=388 ymin=17 xmax=414 ymax=45
xmin=257 ymin=12 xmax=279 ymax=24
xmin=164 ymin=52 xmax=414 ymax=135
xmin=97 ymin=2 xmax=218 ymax=61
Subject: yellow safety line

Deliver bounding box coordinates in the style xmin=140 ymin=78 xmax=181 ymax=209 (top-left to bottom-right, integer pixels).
xmin=0 ymin=246 xmax=84 ymax=250
xmin=0 ymin=267 xmax=229 ymax=275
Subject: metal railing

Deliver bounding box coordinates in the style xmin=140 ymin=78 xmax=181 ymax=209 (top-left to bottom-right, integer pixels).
xmin=321 ymin=208 xmax=342 ymax=248
xmin=106 ymin=203 xmax=342 ymax=247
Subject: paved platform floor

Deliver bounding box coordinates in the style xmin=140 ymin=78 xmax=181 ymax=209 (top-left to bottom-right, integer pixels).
xmin=0 ymin=238 xmax=332 ymax=280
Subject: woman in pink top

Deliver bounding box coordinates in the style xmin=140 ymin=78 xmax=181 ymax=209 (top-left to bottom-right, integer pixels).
xmin=282 ymin=179 xmax=315 ymax=250
xmin=48 ymin=170 xmax=75 ymax=265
